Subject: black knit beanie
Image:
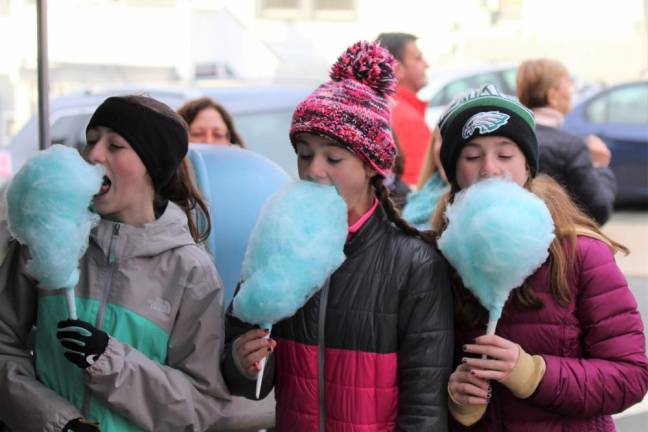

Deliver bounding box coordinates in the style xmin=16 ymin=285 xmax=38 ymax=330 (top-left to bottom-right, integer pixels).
xmin=438 ymin=84 xmax=538 ymax=184
xmin=86 ymin=96 xmax=188 ymax=191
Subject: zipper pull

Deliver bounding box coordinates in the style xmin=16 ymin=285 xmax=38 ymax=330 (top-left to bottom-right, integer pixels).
xmin=108 ymin=224 xmax=120 ymax=264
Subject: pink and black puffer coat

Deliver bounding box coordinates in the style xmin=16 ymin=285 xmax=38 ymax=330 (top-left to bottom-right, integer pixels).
xmin=224 ymin=206 xmax=454 ymax=431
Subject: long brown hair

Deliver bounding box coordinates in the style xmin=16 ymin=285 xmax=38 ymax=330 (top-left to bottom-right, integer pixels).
xmin=431 ymin=174 xmax=628 ymax=329
xmin=123 ymin=95 xmax=212 ymax=243
xmin=416 ymin=128 xmax=442 ymax=190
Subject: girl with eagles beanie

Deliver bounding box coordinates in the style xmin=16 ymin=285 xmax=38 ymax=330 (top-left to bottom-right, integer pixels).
xmin=223 ymin=41 xmax=454 ymax=431
xmin=430 ymin=85 xmax=648 ymax=432
xmin=0 ymin=95 xmax=231 ymax=432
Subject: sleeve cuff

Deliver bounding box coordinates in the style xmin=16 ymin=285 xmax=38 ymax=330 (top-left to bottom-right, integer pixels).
xmin=447 ymin=385 xmax=487 ymax=426
xmin=86 ymin=336 xmax=122 ymax=377
xmin=501 ymin=346 xmax=547 ymax=399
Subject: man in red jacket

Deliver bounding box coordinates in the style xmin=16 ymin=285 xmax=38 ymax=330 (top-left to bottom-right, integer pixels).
xmin=377 ymin=32 xmax=430 ymax=185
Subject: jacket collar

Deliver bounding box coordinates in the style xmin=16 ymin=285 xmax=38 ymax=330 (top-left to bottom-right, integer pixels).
xmin=344 ymin=204 xmax=390 ymax=257
xmin=532 ymin=107 xmax=564 ymax=128
xmin=91 ymin=201 xmax=195 ymax=259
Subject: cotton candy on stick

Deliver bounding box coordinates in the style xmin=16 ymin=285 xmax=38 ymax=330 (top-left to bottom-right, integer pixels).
xmin=438 ymin=178 xmax=554 ymax=336
xmin=6 ymin=144 xmax=104 ymax=319
xmin=233 ymin=181 xmax=348 ymax=398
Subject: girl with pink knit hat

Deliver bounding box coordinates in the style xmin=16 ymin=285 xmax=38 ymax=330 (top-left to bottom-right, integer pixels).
xmin=222 ymin=41 xmax=454 ymax=431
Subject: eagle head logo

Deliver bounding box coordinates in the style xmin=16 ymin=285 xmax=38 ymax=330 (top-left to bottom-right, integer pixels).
xmin=462 ymin=111 xmax=511 ymax=140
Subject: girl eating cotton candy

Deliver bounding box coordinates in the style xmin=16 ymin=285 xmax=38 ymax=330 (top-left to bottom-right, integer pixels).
xmin=222 ymin=40 xmax=454 ymax=431
xmin=0 ymin=95 xmax=230 ymax=432
xmin=431 ymin=84 xmax=648 ymax=431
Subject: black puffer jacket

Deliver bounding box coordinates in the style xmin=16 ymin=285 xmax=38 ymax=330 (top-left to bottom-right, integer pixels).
xmin=536 ymin=125 xmax=616 ymax=224
xmin=223 ymin=205 xmax=454 ymax=432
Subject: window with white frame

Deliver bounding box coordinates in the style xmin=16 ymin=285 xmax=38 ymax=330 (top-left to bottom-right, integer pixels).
xmin=112 ymin=0 xmax=176 ymax=7
xmin=258 ymin=0 xmax=355 ymax=20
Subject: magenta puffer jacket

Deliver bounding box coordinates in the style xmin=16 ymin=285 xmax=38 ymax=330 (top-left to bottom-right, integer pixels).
xmin=451 ymin=236 xmax=648 ymax=432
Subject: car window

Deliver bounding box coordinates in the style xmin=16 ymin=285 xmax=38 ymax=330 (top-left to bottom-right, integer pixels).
xmin=471 ymin=72 xmax=502 ymax=90
xmin=500 ymin=68 xmax=518 ymax=95
xmin=233 ymin=110 xmax=298 ymax=178
xmin=586 ymin=84 xmax=648 ymax=125
xmin=434 ymin=79 xmax=473 ymax=106
xmin=430 ymin=72 xmax=509 ymax=107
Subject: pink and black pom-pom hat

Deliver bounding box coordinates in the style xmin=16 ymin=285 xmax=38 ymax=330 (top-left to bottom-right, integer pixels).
xmin=289 ymin=40 xmax=397 ymax=175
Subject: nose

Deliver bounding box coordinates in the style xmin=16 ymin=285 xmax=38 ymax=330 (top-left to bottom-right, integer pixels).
xmin=85 ymin=140 xmax=106 ymax=165
xmin=204 ymin=132 xmax=214 ymax=145
xmin=479 ymin=154 xmax=500 ymax=178
xmin=304 ymin=155 xmax=328 ymax=183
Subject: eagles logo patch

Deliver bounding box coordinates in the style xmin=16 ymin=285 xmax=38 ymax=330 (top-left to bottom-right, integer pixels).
xmin=462 ymin=111 xmax=510 ymax=140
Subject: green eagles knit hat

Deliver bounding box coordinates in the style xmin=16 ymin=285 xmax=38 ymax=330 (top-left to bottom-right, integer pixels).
xmin=438 ymin=84 xmax=538 ymax=183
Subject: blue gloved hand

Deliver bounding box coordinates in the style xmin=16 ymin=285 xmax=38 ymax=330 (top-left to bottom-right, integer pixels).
xmin=56 ymin=320 xmax=109 ymax=369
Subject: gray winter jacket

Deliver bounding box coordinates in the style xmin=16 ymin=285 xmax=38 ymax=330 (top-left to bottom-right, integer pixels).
xmin=0 ymin=202 xmax=230 ymax=432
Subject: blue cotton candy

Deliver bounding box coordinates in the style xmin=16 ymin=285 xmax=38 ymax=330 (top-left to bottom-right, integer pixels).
xmin=233 ymin=181 xmax=348 ymax=326
xmin=6 ymin=145 xmax=104 ymax=290
xmin=438 ymin=178 xmax=554 ymax=324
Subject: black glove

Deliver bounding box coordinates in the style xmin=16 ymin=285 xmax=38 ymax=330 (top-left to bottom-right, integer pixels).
xmin=62 ymin=417 xmax=100 ymax=432
xmin=57 ymin=320 xmax=109 ymax=369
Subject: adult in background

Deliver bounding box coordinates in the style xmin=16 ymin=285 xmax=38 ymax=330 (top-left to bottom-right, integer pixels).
xmin=517 ymin=58 xmax=616 ymax=225
xmin=377 ymin=32 xmax=430 ymax=185
xmin=177 ymin=97 xmax=246 ymax=147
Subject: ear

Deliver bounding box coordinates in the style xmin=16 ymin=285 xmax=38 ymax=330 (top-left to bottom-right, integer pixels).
xmin=394 ymin=61 xmax=406 ymax=81
xmin=546 ymin=86 xmax=559 ymax=108
xmin=364 ymin=164 xmax=378 ymax=179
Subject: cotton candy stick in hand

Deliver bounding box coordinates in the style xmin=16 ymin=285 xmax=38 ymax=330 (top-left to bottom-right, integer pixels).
xmin=6 ymin=145 xmax=104 ymax=319
xmin=438 ymin=178 xmax=554 ymax=335
xmin=233 ymin=181 xmax=348 ymax=397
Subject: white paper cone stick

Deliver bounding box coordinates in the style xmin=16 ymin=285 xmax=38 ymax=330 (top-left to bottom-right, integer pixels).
xmin=65 ymin=287 xmax=77 ymax=320
xmin=481 ymin=318 xmax=499 ymax=360
xmin=255 ymin=324 xmax=272 ymax=399
xmin=486 ymin=318 xmax=497 ymax=336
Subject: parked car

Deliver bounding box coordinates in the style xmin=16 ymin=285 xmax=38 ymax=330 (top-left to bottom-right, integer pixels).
xmin=1 ymin=82 xmax=313 ymax=185
xmin=419 ymin=64 xmax=602 ymax=128
xmin=563 ymin=80 xmax=648 ymax=206
xmin=418 ymin=64 xmax=517 ymax=127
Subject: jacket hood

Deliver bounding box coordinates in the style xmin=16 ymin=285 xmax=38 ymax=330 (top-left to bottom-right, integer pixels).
xmin=91 ymin=201 xmax=196 ymax=259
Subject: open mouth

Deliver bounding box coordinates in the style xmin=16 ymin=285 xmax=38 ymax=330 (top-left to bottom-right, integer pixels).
xmin=96 ymin=175 xmax=112 ymax=196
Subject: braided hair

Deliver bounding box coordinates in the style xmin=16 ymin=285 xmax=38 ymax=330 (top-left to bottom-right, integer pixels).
xmin=371 ymin=176 xmax=437 ymax=246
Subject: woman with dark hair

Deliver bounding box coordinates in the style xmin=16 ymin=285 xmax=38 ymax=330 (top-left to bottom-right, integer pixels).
xmin=516 ymin=59 xmax=615 ymax=225
xmin=177 ymin=96 xmax=246 ymax=147
xmin=0 ymin=95 xmax=230 ymax=432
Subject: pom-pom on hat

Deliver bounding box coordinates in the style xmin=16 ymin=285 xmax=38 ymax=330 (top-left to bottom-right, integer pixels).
xmin=438 ymin=84 xmax=539 ymax=184
xmin=290 ymin=40 xmax=397 ymax=175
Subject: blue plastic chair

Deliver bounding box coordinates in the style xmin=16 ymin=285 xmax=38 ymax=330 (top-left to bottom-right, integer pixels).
xmin=188 ymin=144 xmax=291 ymax=308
